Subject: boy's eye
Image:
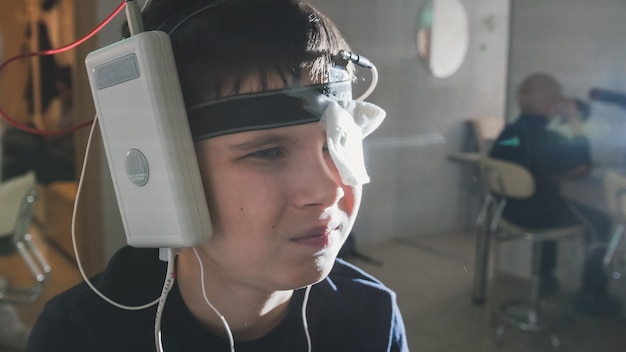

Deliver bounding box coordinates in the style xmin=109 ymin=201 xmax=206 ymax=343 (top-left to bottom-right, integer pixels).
xmin=248 ymin=147 xmax=284 ymax=159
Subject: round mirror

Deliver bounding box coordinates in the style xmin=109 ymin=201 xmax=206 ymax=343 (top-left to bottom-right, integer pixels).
xmin=417 ymin=0 xmax=469 ymax=78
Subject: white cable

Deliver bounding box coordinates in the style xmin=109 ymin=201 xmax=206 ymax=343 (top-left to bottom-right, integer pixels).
xmin=140 ymin=0 xmax=152 ymax=11
xmin=125 ymin=0 xmax=145 ymax=36
xmin=355 ymin=64 xmax=378 ymax=102
xmin=301 ymin=285 xmax=313 ymax=352
xmin=192 ymin=247 xmax=315 ymax=352
xmin=155 ymin=248 xmax=177 ymax=352
xmin=192 ymin=247 xmax=236 ymax=352
xmin=71 ymin=115 xmax=160 ymax=310
xmin=160 ymin=2 xmax=223 ymax=35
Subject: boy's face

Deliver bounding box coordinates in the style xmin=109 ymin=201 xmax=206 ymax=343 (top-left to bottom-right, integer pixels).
xmin=192 ymin=77 xmax=362 ymax=291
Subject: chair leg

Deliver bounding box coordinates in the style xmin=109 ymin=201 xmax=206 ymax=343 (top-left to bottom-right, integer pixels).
xmin=493 ymin=239 xmax=571 ymax=348
xmin=1 ymin=233 xmax=51 ymax=304
xmin=529 ymin=240 xmax=543 ymax=326
xmin=16 ymin=233 xmax=51 ymax=283
xmin=604 ymin=225 xmax=624 ymax=279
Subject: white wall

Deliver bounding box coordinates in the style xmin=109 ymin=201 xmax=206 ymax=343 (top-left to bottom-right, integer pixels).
xmin=310 ymin=0 xmax=511 ymax=242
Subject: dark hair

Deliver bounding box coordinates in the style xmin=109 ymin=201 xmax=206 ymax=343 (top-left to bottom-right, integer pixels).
xmin=125 ymin=0 xmax=351 ymax=106
xmin=517 ymin=73 xmax=562 ymax=115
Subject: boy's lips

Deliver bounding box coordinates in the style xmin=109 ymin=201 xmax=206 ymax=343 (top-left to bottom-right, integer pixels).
xmin=291 ymin=224 xmax=340 ymax=248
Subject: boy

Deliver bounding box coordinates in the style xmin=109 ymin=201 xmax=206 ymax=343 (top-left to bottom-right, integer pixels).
xmin=27 ymin=0 xmax=408 ymax=351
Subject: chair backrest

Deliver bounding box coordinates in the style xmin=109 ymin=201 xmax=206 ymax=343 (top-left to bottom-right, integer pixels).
xmin=468 ymin=118 xmax=505 ymax=154
xmin=0 ymin=171 xmax=36 ymax=237
xmin=479 ymin=157 xmax=535 ymax=199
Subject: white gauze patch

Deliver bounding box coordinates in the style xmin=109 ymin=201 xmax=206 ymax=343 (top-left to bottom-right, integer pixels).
xmin=319 ymin=100 xmax=386 ymax=186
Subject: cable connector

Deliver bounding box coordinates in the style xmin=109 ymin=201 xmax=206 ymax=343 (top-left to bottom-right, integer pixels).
xmin=333 ymin=50 xmax=379 ymax=101
xmin=335 ymin=50 xmax=373 ymax=69
xmin=125 ymin=0 xmax=145 ymax=36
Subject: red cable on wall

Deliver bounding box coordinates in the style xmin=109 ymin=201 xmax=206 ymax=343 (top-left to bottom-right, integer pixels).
xmin=0 ymin=0 xmax=125 ymax=136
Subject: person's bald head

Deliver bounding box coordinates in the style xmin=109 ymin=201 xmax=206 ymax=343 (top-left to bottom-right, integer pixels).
xmin=517 ymin=73 xmax=563 ymax=117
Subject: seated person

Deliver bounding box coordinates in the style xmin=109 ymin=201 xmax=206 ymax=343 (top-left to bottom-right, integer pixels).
xmin=490 ymin=72 xmax=620 ymax=316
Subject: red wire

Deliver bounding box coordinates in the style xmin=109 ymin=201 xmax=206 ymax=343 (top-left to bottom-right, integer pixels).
xmin=0 ymin=0 xmax=126 ymax=136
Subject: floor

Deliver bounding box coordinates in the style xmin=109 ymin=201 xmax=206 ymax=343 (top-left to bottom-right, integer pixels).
xmin=359 ymin=233 xmax=626 ymax=352
xmin=1 ymin=228 xmax=625 ymax=351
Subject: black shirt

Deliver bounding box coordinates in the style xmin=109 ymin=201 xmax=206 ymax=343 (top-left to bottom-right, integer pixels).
xmin=489 ymin=114 xmax=591 ymax=227
xmin=27 ymin=246 xmax=408 ymax=352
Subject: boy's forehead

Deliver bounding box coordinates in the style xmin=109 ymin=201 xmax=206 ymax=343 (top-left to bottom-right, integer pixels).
xmin=228 ymin=74 xmax=288 ymax=96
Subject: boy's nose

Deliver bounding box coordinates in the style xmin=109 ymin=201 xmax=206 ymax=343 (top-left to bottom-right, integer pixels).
xmin=293 ymin=151 xmax=345 ymax=209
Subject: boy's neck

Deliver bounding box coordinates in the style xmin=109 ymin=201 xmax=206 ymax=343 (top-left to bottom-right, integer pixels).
xmin=176 ymin=248 xmax=294 ymax=341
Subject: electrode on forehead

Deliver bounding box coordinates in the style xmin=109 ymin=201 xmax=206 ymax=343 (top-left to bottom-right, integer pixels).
xmin=319 ymin=100 xmax=385 ymax=186
xmin=279 ymin=83 xmax=386 ymax=186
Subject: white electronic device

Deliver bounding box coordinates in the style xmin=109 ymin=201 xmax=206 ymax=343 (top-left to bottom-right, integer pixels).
xmin=85 ymin=31 xmax=212 ymax=248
